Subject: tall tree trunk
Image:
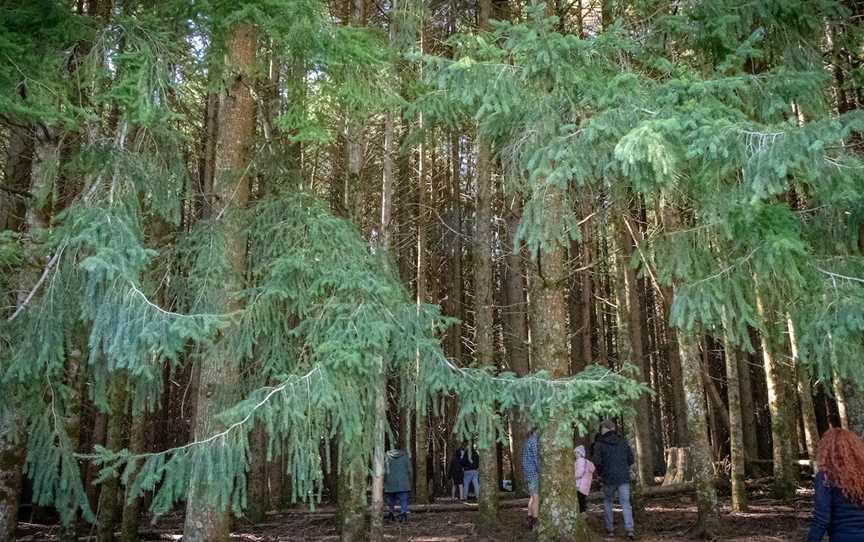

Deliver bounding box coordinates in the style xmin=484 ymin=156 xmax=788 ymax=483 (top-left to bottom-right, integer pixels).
xmin=721 ymin=322 xmax=747 ymax=512
xmin=658 ymin=202 xmax=690 ymax=446
xmin=833 ymin=370 xmax=850 ymax=430
xmin=338 ymin=2 xmax=373 ymax=537
xmin=97 ymin=372 xmax=130 ymax=542
xmin=120 ymin=405 xmax=147 ymax=542
xmin=663 ymin=201 xmax=717 ymax=536
xmin=736 ymin=348 xmax=760 ymax=471
xmin=268 ymin=451 xmax=285 ymax=511
xmin=197 ymin=92 xmax=219 ymax=219
xmin=370 ymin=40 xmax=396 ymax=539
xmin=473 ymin=136 xmax=499 ymax=529
xmin=0 ymin=408 xmax=26 ymax=542
xmin=678 ymin=333 xmax=718 ymax=537
xmin=840 ymin=384 xmax=864 ymax=435
xmin=531 ymin=203 xmax=591 ymax=541
xmin=787 ymin=315 xmax=819 ymax=466
xmin=182 ymin=22 xmax=257 ymax=542
xmin=578 ymin=198 xmax=594 ymax=366
xmin=503 ymin=200 xmax=530 ymax=495
xmin=0 ymin=103 xmax=34 ymax=542
xmin=60 ymin=338 xmax=88 ymax=542
xmin=614 ymin=210 xmax=654 ymax=486
xmin=369 ymin=363 xmax=387 ymax=542
xmin=338 ymin=458 xmax=366 ymax=542
xmin=414 ymin=55 xmax=431 ymax=502
xmin=754 ymin=285 xmax=799 ymax=501
xmin=247 ymin=424 xmax=269 ymax=523
xmin=473 ymin=6 xmax=498 ymax=525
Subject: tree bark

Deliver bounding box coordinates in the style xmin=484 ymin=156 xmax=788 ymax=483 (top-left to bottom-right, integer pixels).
xmin=369 ymin=363 xmax=387 ymax=542
xmin=60 ymin=338 xmax=88 ymax=542
xmin=754 ymin=284 xmax=799 ymax=501
xmin=97 ymin=372 xmax=130 ymax=542
xmin=182 ymin=21 xmax=257 ymax=542
xmin=530 ymin=201 xmax=591 ymax=540
xmin=0 ymin=100 xmax=34 ymax=542
xmin=120 ymin=405 xmax=147 ymax=542
xmin=443 ymin=131 xmax=464 ymax=365
xmin=473 ymin=136 xmax=499 ymax=529
xmin=578 ymin=198 xmax=594 ymax=366
xmin=840 ymin=383 xmax=864 ymax=435
xmin=614 ymin=210 xmax=655 ymax=486
xmin=736 ymin=349 xmax=760 ymax=471
xmin=833 ymin=371 xmax=850 ymax=430
xmin=721 ymin=323 xmax=747 ymax=512
xmin=0 ymin=408 xmax=26 ymax=542
xmin=787 ymin=315 xmax=819 ymax=466
xmin=370 ymin=14 xmax=396 ymax=531
xmin=414 ymin=84 xmax=431 ymax=503
xmin=677 ymin=333 xmax=718 ymax=537
xmin=658 ymin=202 xmax=690 ymax=446
xmin=337 ymin=458 xmax=366 ymax=542
xmin=247 ymin=424 xmax=269 ymax=523
xmin=502 ymin=200 xmax=530 ymax=495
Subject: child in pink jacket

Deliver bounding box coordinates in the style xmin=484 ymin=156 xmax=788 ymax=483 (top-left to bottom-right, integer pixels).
xmin=574 ymin=445 xmax=595 ymax=512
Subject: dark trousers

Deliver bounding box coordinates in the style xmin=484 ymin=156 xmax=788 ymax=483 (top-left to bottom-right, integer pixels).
xmin=386 ymin=491 xmax=410 ymax=515
xmin=578 ymin=492 xmax=587 ymax=512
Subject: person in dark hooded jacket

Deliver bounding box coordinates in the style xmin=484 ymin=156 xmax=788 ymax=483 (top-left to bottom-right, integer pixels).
xmin=592 ymin=419 xmax=635 ymax=540
xmin=384 ymin=449 xmax=412 ymax=522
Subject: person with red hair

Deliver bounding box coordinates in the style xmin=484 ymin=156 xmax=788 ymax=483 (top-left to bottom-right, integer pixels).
xmin=808 ymin=427 xmax=864 ymax=541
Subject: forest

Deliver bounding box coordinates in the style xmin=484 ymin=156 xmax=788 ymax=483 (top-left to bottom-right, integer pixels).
xmin=2 ymin=0 xmax=864 ymax=541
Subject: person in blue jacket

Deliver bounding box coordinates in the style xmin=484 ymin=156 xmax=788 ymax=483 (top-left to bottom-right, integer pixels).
xmin=808 ymin=427 xmax=864 ymax=542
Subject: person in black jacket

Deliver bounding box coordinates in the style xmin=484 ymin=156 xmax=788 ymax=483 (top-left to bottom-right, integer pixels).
xmin=808 ymin=427 xmax=864 ymax=541
xmin=448 ymin=445 xmax=465 ymax=500
xmin=593 ymin=419 xmax=635 ymax=540
xmin=461 ymin=444 xmax=480 ymax=500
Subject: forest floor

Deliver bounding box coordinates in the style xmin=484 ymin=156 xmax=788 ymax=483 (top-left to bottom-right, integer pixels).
xmin=15 ymin=486 xmax=813 ymax=541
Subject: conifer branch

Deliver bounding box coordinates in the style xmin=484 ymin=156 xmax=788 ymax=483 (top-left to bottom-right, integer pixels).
xmin=436 ymin=351 xmax=615 ymax=386
xmin=690 ymin=246 xmax=760 ymax=286
xmin=90 ymin=366 xmax=322 ymax=461
xmin=817 ymin=268 xmax=864 ymax=284
xmin=126 ymin=282 xmax=234 ymax=320
xmin=7 ymin=247 xmax=65 ymax=322
xmin=622 ymin=213 xmax=664 ymax=303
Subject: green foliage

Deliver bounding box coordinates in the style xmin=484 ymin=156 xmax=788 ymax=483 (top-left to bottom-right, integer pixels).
xmin=419 ymin=1 xmax=864 ymax=389
xmin=77 ymin=191 xmax=645 ymax=516
xmin=0 ymin=1 xmax=90 ymax=127
xmin=9 ymin=0 xmax=864 ymax=529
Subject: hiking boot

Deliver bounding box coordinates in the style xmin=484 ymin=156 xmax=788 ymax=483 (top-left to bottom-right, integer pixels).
xmin=627 ymin=532 xmax=636 ymax=540
xmin=527 ymin=516 xmax=536 ymax=530
xmin=398 ymin=513 xmax=408 ymax=523
xmin=385 ymin=512 xmax=395 ymax=523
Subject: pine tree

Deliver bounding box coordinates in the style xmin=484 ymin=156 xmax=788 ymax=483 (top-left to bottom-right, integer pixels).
xmin=182 ymin=20 xmax=258 ymax=542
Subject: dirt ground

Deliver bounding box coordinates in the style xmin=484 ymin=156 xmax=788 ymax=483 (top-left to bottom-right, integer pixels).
xmin=15 ymin=492 xmax=813 ymax=541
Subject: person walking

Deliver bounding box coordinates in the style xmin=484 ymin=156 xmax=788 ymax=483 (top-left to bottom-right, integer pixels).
xmin=522 ymin=428 xmax=540 ymax=530
xmin=593 ymin=419 xmax=635 ymax=540
xmin=384 ymin=448 xmax=412 ymax=523
xmin=461 ymin=444 xmax=480 ymax=500
xmin=448 ymin=445 xmax=465 ymax=500
xmin=808 ymin=427 xmax=864 ymax=541
xmin=574 ymin=444 xmax=595 ymax=513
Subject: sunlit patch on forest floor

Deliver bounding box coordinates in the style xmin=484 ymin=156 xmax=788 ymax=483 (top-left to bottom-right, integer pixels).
xmin=14 ymin=492 xmax=813 ymax=541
